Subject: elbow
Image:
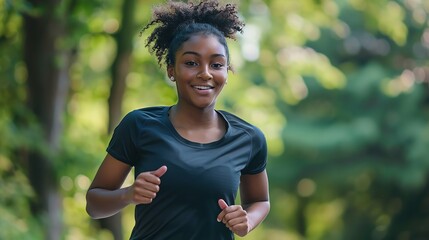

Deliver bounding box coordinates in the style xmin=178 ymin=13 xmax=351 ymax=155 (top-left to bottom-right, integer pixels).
xmin=85 ymin=205 xmax=95 ymax=219
xmin=261 ymin=200 xmax=270 ymax=215
xmin=85 ymin=203 xmax=97 ymax=219
xmin=86 ymin=207 xmax=103 ymax=220
xmin=258 ymin=200 xmax=271 ymax=218
xmin=85 ymin=191 xmax=99 ymax=219
xmin=266 ymin=200 xmax=271 ymax=214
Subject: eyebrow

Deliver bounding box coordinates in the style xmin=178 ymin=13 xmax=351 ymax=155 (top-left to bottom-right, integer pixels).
xmin=182 ymin=51 xmax=226 ymax=58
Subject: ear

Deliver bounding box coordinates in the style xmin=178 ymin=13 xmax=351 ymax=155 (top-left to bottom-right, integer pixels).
xmin=167 ymin=65 xmax=174 ymax=78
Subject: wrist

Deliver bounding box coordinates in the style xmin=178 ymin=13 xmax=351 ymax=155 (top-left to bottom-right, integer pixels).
xmin=121 ymin=186 xmax=134 ymax=205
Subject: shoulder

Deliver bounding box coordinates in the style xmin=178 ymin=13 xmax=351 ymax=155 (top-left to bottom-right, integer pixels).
xmin=115 ymin=106 xmax=168 ymax=131
xmin=219 ymin=110 xmax=266 ymax=142
xmin=123 ymin=106 xmax=167 ymax=121
xmin=221 ymin=110 xmax=268 ymax=174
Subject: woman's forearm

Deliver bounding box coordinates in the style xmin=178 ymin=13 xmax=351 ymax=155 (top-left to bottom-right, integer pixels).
xmin=243 ymin=201 xmax=270 ymax=232
xmin=86 ymin=186 xmax=132 ymax=219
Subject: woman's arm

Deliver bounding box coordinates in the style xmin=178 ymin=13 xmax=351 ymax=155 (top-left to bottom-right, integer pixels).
xmin=86 ymin=154 xmax=133 ymax=219
xmin=86 ymin=154 xmax=168 ymax=219
xmin=217 ymin=170 xmax=270 ymax=236
xmin=240 ymin=170 xmax=270 ymax=231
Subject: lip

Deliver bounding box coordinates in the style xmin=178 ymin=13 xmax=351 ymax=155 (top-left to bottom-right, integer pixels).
xmin=191 ymin=84 xmax=215 ymax=95
xmin=192 ymin=85 xmax=214 ymax=90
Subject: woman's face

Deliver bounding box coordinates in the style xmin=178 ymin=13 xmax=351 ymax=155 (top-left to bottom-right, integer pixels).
xmin=168 ymin=34 xmax=228 ymax=110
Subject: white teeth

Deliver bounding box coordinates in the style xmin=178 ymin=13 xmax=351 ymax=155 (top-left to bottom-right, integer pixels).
xmin=194 ymin=86 xmax=212 ymax=90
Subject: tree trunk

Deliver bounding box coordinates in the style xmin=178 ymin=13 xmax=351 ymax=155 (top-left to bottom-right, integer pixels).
xmin=107 ymin=0 xmax=136 ymax=133
xmin=101 ymin=0 xmax=136 ymax=239
xmin=383 ymin=179 xmax=429 ymax=239
xmin=296 ymin=196 xmax=307 ymax=238
xmin=23 ymin=0 xmax=74 ymax=239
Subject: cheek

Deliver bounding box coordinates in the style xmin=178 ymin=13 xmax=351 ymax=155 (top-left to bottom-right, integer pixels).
xmin=217 ymin=71 xmax=228 ymax=84
xmin=177 ymin=69 xmax=195 ymax=79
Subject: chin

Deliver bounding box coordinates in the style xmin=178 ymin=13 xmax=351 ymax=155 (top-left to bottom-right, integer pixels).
xmin=194 ymin=101 xmax=216 ymax=110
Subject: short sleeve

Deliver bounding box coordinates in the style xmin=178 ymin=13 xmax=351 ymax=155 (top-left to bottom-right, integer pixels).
xmin=106 ymin=111 xmax=140 ymax=166
xmin=241 ymin=127 xmax=267 ymax=175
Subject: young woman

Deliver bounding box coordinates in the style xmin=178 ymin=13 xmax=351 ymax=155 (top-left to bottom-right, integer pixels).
xmin=86 ymin=1 xmax=270 ymax=239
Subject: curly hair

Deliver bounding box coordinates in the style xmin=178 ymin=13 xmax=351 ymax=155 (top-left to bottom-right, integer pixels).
xmin=141 ymin=0 xmax=244 ymax=67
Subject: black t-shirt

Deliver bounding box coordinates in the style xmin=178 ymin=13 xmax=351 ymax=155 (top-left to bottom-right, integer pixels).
xmin=107 ymin=106 xmax=267 ymax=240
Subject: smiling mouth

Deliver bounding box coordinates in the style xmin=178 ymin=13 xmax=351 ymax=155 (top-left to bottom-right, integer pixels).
xmin=193 ymin=85 xmax=214 ymax=90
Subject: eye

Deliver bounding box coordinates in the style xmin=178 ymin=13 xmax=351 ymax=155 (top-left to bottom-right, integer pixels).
xmin=185 ymin=61 xmax=198 ymax=66
xmin=212 ymin=63 xmax=224 ymax=69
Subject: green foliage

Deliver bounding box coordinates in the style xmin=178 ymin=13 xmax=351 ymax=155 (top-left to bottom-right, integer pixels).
xmin=1 ymin=0 xmax=429 ymax=239
xmin=0 ymin=109 xmax=44 ymax=239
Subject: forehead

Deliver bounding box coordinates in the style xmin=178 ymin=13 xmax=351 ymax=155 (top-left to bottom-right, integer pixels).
xmin=177 ymin=34 xmax=227 ymax=57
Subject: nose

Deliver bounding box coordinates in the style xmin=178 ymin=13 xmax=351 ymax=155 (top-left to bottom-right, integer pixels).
xmin=197 ymin=65 xmax=213 ymax=80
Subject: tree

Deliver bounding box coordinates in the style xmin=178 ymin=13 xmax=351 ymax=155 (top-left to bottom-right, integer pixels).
xmin=22 ymin=0 xmax=77 ymax=239
xmin=1 ymin=0 xmax=428 ymax=239
xmin=99 ymin=0 xmax=137 ymax=239
xmin=232 ymin=0 xmax=429 ymax=239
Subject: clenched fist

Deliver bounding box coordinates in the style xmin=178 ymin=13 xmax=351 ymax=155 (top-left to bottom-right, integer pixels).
xmin=217 ymin=199 xmax=250 ymax=237
xmin=127 ymin=166 xmax=167 ymax=204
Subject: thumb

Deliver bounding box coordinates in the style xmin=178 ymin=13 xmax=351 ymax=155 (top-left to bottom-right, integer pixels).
xmin=218 ymin=199 xmax=228 ymax=210
xmin=151 ymin=165 xmax=167 ymax=177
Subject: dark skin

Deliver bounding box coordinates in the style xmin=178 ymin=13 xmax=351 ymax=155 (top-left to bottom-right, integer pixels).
xmin=86 ymin=33 xmax=270 ymax=237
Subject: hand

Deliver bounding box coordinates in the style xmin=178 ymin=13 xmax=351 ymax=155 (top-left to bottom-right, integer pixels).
xmin=127 ymin=166 xmax=167 ymax=204
xmin=217 ymin=199 xmax=250 ymax=237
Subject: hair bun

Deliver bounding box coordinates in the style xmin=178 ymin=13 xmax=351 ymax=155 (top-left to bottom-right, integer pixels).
xmin=141 ymin=0 xmax=244 ymax=66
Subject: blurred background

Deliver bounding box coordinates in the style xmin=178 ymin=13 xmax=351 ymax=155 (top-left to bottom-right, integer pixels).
xmin=1 ymin=0 xmax=429 ymax=239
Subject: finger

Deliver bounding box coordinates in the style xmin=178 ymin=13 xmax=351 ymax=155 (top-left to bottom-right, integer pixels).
xmin=222 ymin=206 xmax=246 ymax=225
xmin=133 ymin=195 xmax=154 ymax=204
xmin=134 ymin=182 xmax=159 ymax=195
xmin=217 ymin=199 xmax=229 ymax=222
xmin=151 ymin=165 xmax=167 ymax=177
xmin=136 ymin=173 xmax=161 ymax=185
xmin=227 ymin=215 xmax=247 ymax=226
xmin=138 ymin=181 xmax=160 ymax=192
xmin=135 ymin=188 xmax=158 ymax=199
xmin=130 ymin=186 xmax=157 ymax=204
xmin=218 ymin=199 xmax=228 ymax=210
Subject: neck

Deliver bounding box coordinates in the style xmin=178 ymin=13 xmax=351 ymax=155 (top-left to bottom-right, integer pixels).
xmin=170 ymin=104 xmax=218 ymax=128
